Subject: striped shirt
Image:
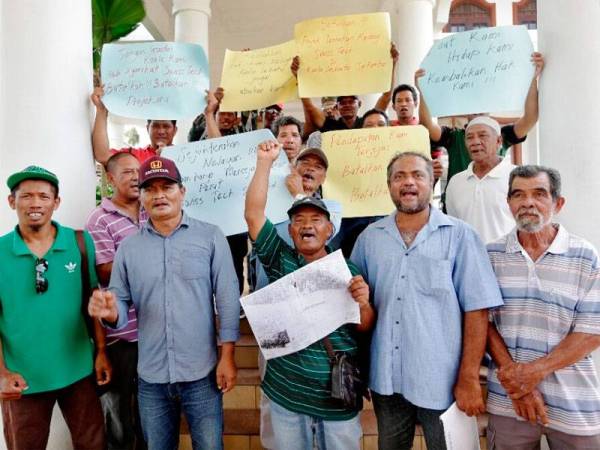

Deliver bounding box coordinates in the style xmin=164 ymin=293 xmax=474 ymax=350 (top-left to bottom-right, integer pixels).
xmin=86 ymin=198 xmax=147 ymax=344
xmin=253 ymin=219 xmax=360 ymax=420
xmin=487 ymin=225 xmax=600 ymax=436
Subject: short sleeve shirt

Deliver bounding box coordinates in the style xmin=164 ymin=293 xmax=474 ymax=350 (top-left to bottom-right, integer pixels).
xmin=111 ymin=145 xmax=157 ymax=164
xmin=487 ymin=227 xmax=600 ymax=436
xmin=351 ymin=208 xmax=504 ymax=409
xmin=319 ymin=116 xmax=363 ymax=133
xmin=0 ymin=223 xmax=97 ymax=394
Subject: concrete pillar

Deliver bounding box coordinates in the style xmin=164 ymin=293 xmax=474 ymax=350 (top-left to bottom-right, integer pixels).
xmin=538 ymin=1 xmax=600 ymax=373
xmin=394 ymin=0 xmax=435 ymax=86
xmin=172 ymin=0 xmax=211 ymax=144
xmin=490 ymin=0 xmax=515 ymax=27
xmin=0 ymin=0 xmax=96 ymax=235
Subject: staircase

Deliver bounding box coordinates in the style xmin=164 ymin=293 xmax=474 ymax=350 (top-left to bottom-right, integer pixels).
xmin=178 ymin=318 xmax=489 ymax=450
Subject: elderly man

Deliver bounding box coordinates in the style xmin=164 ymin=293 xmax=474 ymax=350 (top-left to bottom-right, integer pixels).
xmin=245 ymin=140 xmax=375 ymax=450
xmin=444 ymin=116 xmax=516 ymax=243
xmin=351 ymin=152 xmax=504 ymax=450
xmin=88 ymin=156 xmax=240 ymax=450
xmin=0 ymin=166 xmax=105 ymax=450
xmin=91 ymin=87 xmax=178 ymax=165
xmin=486 ymin=165 xmax=600 ymax=449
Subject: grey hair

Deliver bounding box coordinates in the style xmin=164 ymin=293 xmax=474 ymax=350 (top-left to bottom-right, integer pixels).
xmin=386 ymin=152 xmax=433 ymax=183
xmin=508 ymin=165 xmax=562 ymax=200
xmin=271 ymin=115 xmax=303 ymax=137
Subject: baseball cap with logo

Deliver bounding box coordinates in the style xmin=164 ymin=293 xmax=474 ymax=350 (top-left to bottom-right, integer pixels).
xmin=7 ymin=166 xmax=59 ymax=192
xmin=138 ymin=156 xmax=182 ymax=188
xmin=287 ymin=196 xmax=330 ymax=221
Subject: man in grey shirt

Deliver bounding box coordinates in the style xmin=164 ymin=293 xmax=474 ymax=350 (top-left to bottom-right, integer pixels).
xmin=88 ymin=156 xmax=240 ymax=450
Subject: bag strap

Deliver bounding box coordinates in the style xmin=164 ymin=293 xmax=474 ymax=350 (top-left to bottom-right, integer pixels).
xmin=75 ymin=230 xmax=94 ymax=338
xmin=322 ymin=337 xmax=337 ymax=361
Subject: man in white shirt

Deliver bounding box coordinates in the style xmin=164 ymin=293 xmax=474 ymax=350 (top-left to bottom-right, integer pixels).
xmin=445 ymin=117 xmax=516 ymax=243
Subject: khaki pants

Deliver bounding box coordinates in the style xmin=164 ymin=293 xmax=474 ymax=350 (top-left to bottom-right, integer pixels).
xmin=488 ymin=413 xmax=600 ymax=450
xmin=2 ymin=375 xmax=105 ymax=450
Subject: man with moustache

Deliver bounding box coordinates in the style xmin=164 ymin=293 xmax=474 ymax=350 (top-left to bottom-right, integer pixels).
xmin=0 ymin=166 xmax=105 ymax=450
xmin=486 ymin=165 xmax=600 ymax=449
xmin=91 ymin=86 xmax=178 ymax=165
xmin=88 ymin=156 xmax=240 ymax=449
xmin=351 ymin=152 xmax=503 ymax=450
xmin=86 ymin=152 xmax=148 ymax=449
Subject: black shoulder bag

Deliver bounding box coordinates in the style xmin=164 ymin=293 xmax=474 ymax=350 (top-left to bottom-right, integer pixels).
xmin=322 ymin=337 xmax=364 ymax=411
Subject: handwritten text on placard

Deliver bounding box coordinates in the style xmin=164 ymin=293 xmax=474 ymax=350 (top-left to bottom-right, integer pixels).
xmin=102 ymin=42 xmax=209 ymax=119
xmin=294 ymin=13 xmax=392 ymax=98
xmin=161 ymin=130 xmax=291 ymax=236
xmin=322 ymin=126 xmax=430 ymax=218
xmin=219 ymin=41 xmax=298 ymax=112
xmin=419 ymin=26 xmax=534 ymax=117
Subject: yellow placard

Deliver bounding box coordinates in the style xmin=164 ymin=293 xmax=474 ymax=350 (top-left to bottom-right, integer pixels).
xmin=322 ymin=126 xmax=430 ymax=218
xmin=219 ymin=40 xmax=298 ymax=112
xmin=294 ymin=12 xmax=392 ymax=98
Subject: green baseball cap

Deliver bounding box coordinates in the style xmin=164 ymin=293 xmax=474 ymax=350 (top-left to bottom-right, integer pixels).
xmin=7 ymin=166 xmax=59 ymax=191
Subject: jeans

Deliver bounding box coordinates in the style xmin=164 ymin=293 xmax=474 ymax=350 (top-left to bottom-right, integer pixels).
xmin=1 ymin=375 xmax=105 ymax=450
xmin=371 ymin=391 xmax=446 ymax=450
xmin=100 ymin=340 xmax=146 ymax=450
xmin=138 ymin=374 xmax=223 ymax=450
xmin=269 ymin=395 xmax=362 ymax=450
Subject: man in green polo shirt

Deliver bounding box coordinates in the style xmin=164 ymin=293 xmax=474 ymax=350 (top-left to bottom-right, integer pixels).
xmin=0 ymin=166 xmax=105 ymax=450
xmin=244 ymin=140 xmax=376 ymax=450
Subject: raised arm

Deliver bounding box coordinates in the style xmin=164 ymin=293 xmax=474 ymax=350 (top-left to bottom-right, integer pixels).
xmin=291 ymin=56 xmax=326 ymax=132
xmin=91 ymin=85 xmax=112 ymax=166
xmin=205 ymin=89 xmax=222 ymax=139
xmin=513 ymin=52 xmax=544 ymax=139
xmin=415 ymin=69 xmax=442 ymax=142
xmin=244 ymin=140 xmax=282 ymax=240
xmin=374 ymin=42 xmax=399 ymax=111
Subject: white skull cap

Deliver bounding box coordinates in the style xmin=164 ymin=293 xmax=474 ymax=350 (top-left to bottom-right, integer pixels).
xmin=466 ymin=116 xmax=501 ymax=136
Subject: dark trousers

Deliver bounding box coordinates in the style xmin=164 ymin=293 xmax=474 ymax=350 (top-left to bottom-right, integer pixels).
xmin=101 ymin=340 xmax=146 ymax=450
xmin=371 ymin=391 xmax=447 ymax=450
xmin=1 ymin=375 xmax=105 ymax=450
xmin=227 ymin=232 xmax=249 ymax=295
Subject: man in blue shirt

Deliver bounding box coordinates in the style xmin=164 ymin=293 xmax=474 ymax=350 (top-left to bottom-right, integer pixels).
xmin=88 ymin=156 xmax=240 ymax=450
xmin=351 ymin=152 xmax=503 ymax=450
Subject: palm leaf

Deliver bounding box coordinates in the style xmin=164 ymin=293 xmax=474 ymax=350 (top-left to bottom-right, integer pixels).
xmin=92 ymin=0 xmax=146 ymax=69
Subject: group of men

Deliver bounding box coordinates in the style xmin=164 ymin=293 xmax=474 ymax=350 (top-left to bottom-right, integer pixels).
xmin=0 ymin=38 xmax=599 ymax=450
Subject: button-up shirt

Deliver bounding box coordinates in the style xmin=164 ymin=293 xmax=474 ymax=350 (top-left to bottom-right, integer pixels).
xmin=445 ymin=157 xmax=516 ymax=244
xmin=487 ymin=226 xmax=600 ymax=435
xmin=109 ymin=212 xmax=240 ymax=384
xmin=351 ymin=207 xmax=503 ymax=409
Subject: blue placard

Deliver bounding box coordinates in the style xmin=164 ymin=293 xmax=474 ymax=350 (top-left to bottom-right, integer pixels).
xmin=162 ymin=129 xmax=292 ymax=236
xmin=101 ymin=42 xmax=209 ymax=119
xmin=419 ymin=26 xmax=534 ymax=117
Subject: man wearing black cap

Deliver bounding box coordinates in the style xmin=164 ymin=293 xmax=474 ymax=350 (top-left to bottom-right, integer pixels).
xmin=0 ymin=166 xmax=106 ymax=450
xmin=88 ymin=156 xmax=240 ymax=450
xmin=245 ymin=140 xmax=375 ymax=449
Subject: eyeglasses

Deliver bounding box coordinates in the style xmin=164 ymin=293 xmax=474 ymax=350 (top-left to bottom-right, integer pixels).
xmin=35 ymin=258 xmax=49 ymax=294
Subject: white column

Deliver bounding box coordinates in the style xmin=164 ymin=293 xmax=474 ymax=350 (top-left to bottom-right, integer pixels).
xmin=172 ymin=0 xmax=211 ymax=144
xmin=538 ymin=1 xmax=600 ymax=373
xmin=489 ymin=0 xmax=515 ymax=27
xmin=394 ymin=0 xmax=435 ymax=86
xmin=0 ymin=0 xmax=96 ymax=235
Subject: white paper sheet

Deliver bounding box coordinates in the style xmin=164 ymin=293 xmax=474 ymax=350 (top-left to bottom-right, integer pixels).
xmin=240 ymin=250 xmax=360 ymax=359
xmin=440 ymin=402 xmax=481 ymax=450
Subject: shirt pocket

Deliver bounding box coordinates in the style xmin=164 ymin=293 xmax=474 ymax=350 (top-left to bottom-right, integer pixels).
xmin=410 ymin=255 xmax=453 ymax=297
xmin=174 ymin=247 xmax=211 ymax=280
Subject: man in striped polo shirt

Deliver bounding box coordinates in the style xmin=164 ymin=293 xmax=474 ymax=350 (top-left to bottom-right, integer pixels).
xmin=244 ymin=139 xmax=376 ymax=450
xmin=86 ymin=152 xmax=147 ymax=450
xmin=487 ymin=165 xmax=600 ymax=448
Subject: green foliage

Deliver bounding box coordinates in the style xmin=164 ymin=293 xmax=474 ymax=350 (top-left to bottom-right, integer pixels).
xmin=92 ymin=0 xmax=146 ymax=70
